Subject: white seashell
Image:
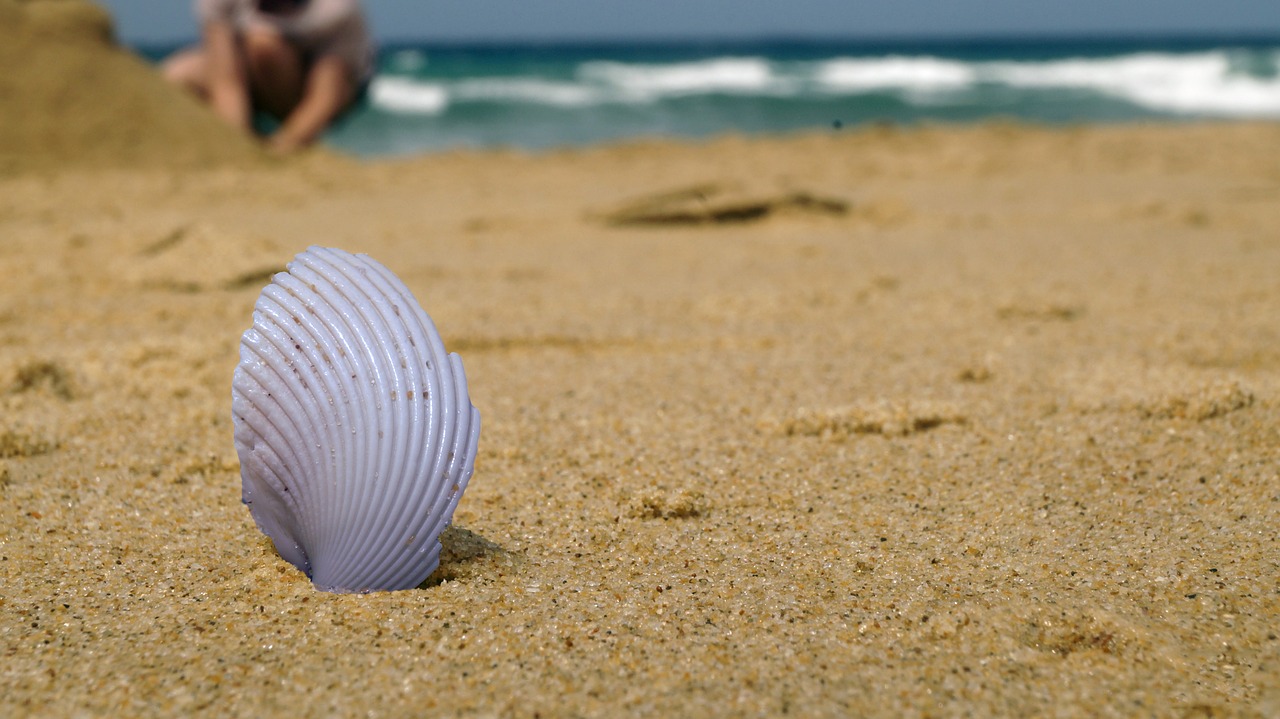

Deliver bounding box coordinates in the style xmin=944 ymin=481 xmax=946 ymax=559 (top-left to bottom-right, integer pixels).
xmin=231 ymin=246 xmax=480 ymax=593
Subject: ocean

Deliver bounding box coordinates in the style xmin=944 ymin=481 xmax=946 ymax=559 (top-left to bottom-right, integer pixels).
xmin=139 ymin=36 xmax=1280 ymax=156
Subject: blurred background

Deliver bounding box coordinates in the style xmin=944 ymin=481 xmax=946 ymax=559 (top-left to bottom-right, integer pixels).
xmin=102 ymin=0 xmax=1280 ymax=156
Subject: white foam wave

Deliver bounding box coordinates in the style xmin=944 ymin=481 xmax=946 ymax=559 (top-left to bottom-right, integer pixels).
xmin=369 ymin=76 xmax=599 ymax=114
xmin=812 ymin=51 xmax=1280 ymax=117
xmin=366 ymin=50 xmax=1280 ymax=119
xmin=578 ymin=57 xmax=789 ymax=99
xmin=984 ymin=52 xmax=1280 ymax=117
xmin=368 ymin=76 xmax=448 ymax=115
xmin=452 ymin=78 xmax=599 ymax=106
xmin=817 ymin=56 xmax=975 ymax=91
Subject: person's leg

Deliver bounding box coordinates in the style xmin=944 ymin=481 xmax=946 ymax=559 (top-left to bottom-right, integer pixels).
xmin=164 ymin=21 xmax=251 ymax=131
xmin=268 ymin=55 xmax=358 ymax=153
xmin=240 ymin=28 xmax=307 ymax=120
xmin=161 ymin=47 xmax=210 ymax=100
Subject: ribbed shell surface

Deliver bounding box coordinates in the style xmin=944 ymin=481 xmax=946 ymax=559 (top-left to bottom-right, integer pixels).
xmin=231 ymin=246 xmax=480 ymax=593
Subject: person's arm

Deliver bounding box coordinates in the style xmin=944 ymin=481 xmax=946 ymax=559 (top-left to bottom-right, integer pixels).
xmin=203 ymin=20 xmax=252 ymax=132
xmin=268 ymin=54 xmax=356 ymax=154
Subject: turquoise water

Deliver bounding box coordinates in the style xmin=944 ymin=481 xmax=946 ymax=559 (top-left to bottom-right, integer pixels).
xmin=140 ymin=36 xmax=1280 ymax=156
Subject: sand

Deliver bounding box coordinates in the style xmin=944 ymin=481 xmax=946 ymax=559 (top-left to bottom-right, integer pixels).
xmin=3 ymin=5 xmax=1280 ymax=717
xmin=0 ymin=0 xmax=260 ymax=175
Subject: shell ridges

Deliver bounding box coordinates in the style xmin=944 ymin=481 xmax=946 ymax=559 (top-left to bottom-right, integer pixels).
xmin=232 ymin=246 xmax=480 ymax=593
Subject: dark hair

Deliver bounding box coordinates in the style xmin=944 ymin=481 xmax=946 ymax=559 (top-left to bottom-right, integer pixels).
xmin=258 ymin=0 xmax=311 ymax=14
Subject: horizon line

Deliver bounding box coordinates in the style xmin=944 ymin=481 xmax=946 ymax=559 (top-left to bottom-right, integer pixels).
xmin=123 ymin=28 xmax=1280 ymax=49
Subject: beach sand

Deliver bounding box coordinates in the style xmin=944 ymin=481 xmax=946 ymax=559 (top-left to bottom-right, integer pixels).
xmin=3 ymin=4 xmax=1280 ymax=716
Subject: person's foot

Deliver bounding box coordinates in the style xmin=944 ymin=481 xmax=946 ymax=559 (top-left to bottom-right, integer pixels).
xmin=265 ymin=133 xmax=305 ymax=156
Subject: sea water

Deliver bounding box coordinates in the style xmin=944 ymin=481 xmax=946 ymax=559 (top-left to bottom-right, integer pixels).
xmin=140 ymin=36 xmax=1280 ymax=157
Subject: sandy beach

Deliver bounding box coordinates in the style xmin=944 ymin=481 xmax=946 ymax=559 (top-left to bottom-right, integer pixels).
xmin=4 ymin=3 xmax=1280 ymax=716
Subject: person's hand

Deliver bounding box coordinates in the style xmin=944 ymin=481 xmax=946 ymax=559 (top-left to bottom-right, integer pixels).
xmin=265 ymin=131 xmax=306 ymax=156
xmin=265 ymin=57 xmax=356 ymax=156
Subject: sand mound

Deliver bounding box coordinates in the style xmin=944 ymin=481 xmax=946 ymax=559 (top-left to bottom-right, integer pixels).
xmin=599 ymin=183 xmax=849 ymax=226
xmin=0 ymin=0 xmax=260 ymax=175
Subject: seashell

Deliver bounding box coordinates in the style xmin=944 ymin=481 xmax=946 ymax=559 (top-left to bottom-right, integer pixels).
xmin=231 ymin=246 xmax=480 ymax=593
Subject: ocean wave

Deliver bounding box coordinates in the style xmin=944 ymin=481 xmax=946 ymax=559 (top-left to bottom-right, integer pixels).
xmin=452 ymin=78 xmax=599 ymax=106
xmin=816 ymin=56 xmax=975 ymax=91
xmin=368 ymin=57 xmax=790 ymax=114
xmin=811 ymin=51 xmax=1280 ymax=116
xmin=366 ymin=49 xmax=1280 ymax=119
xmin=577 ymin=57 xmax=792 ymax=99
xmin=388 ymin=49 xmax=427 ymax=73
xmin=368 ymin=77 xmax=448 ymax=115
xmin=983 ymin=51 xmax=1280 ymax=116
xmin=368 ymin=76 xmax=598 ymax=113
